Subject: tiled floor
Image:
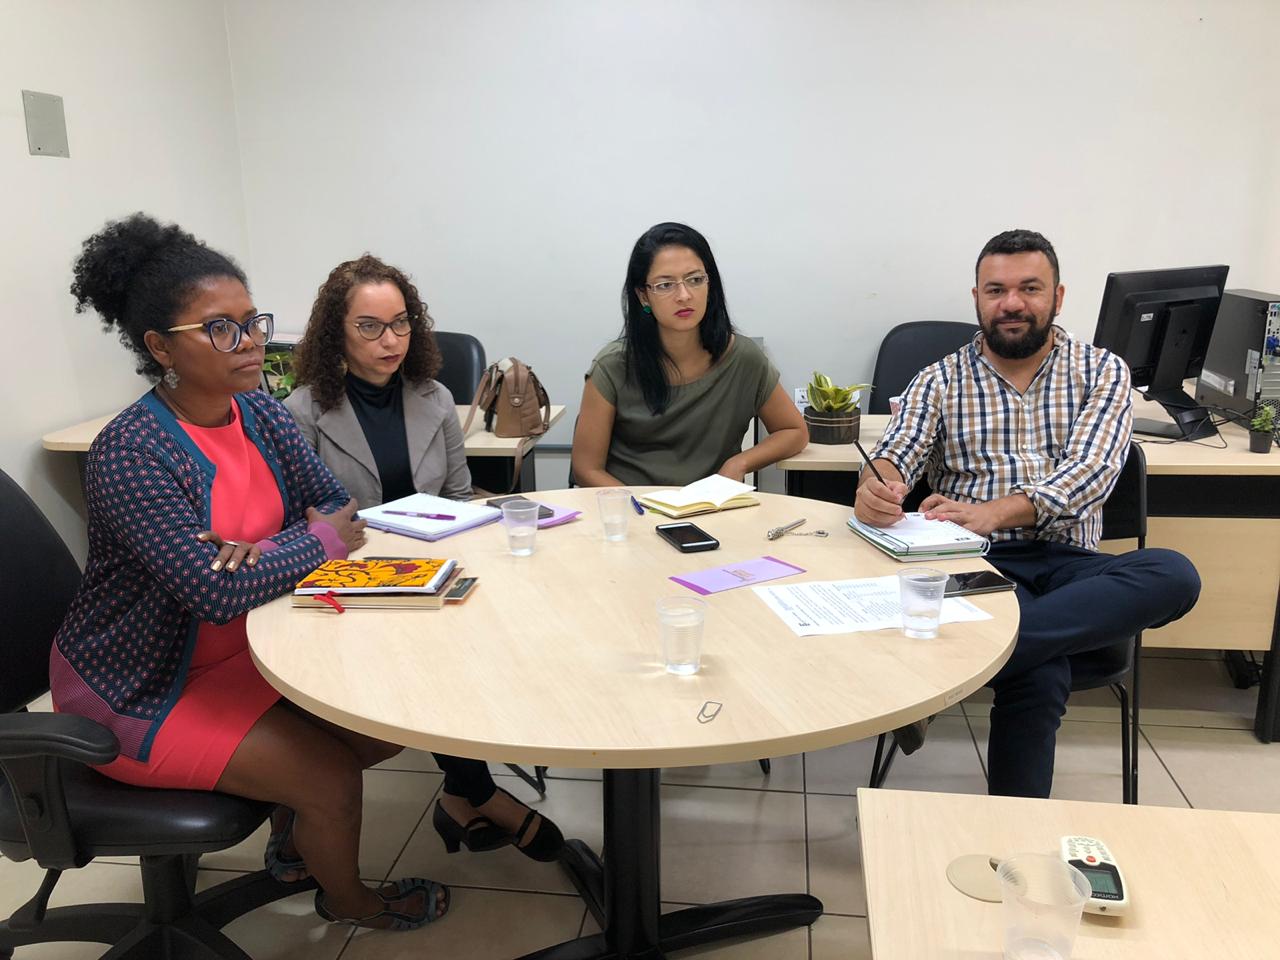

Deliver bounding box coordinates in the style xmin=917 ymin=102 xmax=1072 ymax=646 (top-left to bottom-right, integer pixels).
xmin=4 ymin=649 xmax=1275 ymax=959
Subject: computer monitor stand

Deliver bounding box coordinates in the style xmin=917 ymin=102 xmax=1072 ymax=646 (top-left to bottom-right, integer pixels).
xmin=1133 ymin=387 xmax=1219 ymax=441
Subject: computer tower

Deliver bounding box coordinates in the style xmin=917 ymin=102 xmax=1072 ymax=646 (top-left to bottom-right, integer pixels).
xmin=1195 ymin=289 xmax=1280 ymax=428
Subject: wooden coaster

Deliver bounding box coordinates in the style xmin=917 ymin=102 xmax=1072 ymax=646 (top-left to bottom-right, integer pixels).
xmin=946 ymin=853 xmax=1005 ymax=902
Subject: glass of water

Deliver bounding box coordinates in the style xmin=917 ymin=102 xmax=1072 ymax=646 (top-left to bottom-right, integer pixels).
xmin=501 ymin=500 xmax=540 ymax=556
xmin=997 ymin=854 xmax=1091 ymax=960
xmin=897 ymin=567 xmax=948 ymax=639
xmin=597 ymin=488 xmax=632 ymax=542
xmin=656 ymin=596 xmax=706 ymax=676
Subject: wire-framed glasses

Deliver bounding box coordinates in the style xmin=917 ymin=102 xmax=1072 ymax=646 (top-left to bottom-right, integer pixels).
xmin=645 ymin=273 xmax=710 ymax=298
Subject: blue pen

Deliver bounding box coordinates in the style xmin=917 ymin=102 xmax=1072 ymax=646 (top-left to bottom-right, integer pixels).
xmin=630 ymin=495 xmax=645 ymax=516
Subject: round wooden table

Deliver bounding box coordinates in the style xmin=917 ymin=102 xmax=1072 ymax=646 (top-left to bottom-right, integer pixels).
xmin=249 ymin=490 xmax=1018 ymax=959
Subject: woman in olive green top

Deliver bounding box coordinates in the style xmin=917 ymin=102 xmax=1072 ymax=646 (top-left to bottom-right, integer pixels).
xmin=572 ymin=222 xmax=808 ymax=487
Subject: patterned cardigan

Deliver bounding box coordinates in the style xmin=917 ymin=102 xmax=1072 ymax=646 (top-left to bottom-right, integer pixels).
xmin=50 ymin=389 xmax=350 ymax=762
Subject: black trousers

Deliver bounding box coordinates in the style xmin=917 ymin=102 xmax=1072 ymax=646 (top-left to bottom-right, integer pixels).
xmin=433 ymin=753 xmax=499 ymax=806
xmin=983 ymin=539 xmax=1200 ymax=798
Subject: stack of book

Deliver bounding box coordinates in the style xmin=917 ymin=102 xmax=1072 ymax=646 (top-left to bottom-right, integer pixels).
xmin=293 ymin=557 xmax=478 ymax=610
xmin=846 ymin=513 xmax=989 ymax=562
xmin=636 ymin=475 xmax=759 ymax=519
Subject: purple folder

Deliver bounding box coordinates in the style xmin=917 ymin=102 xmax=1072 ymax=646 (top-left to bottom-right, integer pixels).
xmin=670 ymin=556 xmax=806 ymax=595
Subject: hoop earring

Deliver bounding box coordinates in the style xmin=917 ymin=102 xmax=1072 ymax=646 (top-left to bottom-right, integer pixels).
xmin=163 ymin=367 xmax=180 ymax=389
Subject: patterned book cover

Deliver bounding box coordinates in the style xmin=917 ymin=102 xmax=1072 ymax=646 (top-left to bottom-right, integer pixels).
xmin=295 ymin=557 xmax=455 ymax=594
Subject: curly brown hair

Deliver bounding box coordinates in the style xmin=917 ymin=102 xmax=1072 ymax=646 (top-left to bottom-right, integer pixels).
xmin=293 ymin=254 xmax=441 ymax=412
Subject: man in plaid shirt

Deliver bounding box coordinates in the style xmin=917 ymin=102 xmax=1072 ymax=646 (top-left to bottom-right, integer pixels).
xmin=856 ymin=229 xmax=1201 ymax=798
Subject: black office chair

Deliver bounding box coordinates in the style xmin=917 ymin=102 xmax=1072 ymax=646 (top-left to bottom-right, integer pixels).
xmin=868 ymin=443 xmax=1147 ymax=804
xmin=0 ymin=468 xmax=313 ymax=958
xmin=867 ymin=320 xmax=980 ymax=414
xmin=434 ymin=331 xmax=486 ymax=405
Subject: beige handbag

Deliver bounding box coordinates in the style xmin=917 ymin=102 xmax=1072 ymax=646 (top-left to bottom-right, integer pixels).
xmin=464 ymin=358 xmax=552 ymax=491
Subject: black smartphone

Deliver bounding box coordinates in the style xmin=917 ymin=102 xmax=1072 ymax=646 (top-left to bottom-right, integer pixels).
xmin=655 ymin=521 xmax=720 ymax=553
xmin=485 ymin=495 xmax=553 ymax=520
xmin=944 ymin=571 xmax=1016 ymax=597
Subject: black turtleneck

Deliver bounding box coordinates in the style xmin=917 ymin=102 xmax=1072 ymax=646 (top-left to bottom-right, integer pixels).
xmin=345 ymin=371 xmax=415 ymax=504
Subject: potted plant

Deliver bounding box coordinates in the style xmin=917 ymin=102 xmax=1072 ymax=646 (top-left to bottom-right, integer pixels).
xmin=804 ymin=372 xmax=872 ymax=445
xmin=262 ymin=349 xmax=297 ymax=400
xmin=1250 ymin=405 xmax=1275 ymax=454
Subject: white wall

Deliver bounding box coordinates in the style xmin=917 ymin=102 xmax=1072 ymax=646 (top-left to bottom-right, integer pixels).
xmin=224 ymin=0 xmax=1280 ymax=449
xmin=0 ymin=0 xmax=249 ymax=558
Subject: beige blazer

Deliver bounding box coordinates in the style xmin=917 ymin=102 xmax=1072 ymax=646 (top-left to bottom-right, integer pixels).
xmin=285 ymin=378 xmax=472 ymax=508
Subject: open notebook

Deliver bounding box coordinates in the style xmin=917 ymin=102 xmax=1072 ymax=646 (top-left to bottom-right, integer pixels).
xmin=636 ymin=475 xmax=759 ymax=519
xmin=358 ymin=493 xmax=501 ymax=542
xmin=846 ymin=512 xmax=989 ymax=562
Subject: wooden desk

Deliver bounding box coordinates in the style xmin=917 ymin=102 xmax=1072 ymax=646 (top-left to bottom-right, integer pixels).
xmin=778 ymin=408 xmax=1280 ymax=739
xmin=858 ymin=788 xmax=1280 ymax=958
xmin=41 ymin=404 xmax=566 ymax=492
xmin=249 ymin=490 xmax=1018 ymax=959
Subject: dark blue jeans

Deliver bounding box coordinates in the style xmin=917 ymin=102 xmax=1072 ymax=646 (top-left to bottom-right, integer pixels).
xmin=982 ymin=539 xmax=1200 ymax=798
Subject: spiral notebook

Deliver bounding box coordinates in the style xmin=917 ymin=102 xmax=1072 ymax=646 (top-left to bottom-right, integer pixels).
xmin=846 ymin=512 xmax=989 ymax=562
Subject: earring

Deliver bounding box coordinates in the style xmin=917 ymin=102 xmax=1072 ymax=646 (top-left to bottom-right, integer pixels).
xmin=163 ymin=367 xmax=180 ymax=389
xmin=642 ymin=304 xmax=652 ymax=314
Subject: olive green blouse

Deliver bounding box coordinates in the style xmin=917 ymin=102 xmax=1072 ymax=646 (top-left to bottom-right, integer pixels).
xmin=585 ymin=335 xmax=779 ymax=487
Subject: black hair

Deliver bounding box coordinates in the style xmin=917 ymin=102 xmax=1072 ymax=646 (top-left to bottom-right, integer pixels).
xmin=70 ymin=213 xmax=249 ymax=379
xmin=621 ymin=222 xmax=733 ymax=415
xmin=975 ymin=229 xmax=1060 ymax=288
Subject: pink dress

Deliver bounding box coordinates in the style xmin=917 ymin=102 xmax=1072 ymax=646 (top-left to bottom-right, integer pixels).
xmin=94 ymin=403 xmax=286 ymax=790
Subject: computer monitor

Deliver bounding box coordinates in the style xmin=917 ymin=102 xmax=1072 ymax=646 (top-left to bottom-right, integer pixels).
xmin=1093 ymin=264 xmax=1230 ymax=440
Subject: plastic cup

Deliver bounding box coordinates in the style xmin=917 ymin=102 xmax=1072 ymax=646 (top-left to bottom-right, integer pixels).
xmin=501 ymin=500 xmax=540 ymax=556
xmin=657 ymin=596 xmax=706 ymax=675
xmin=997 ymin=854 xmax=1091 ymax=960
xmin=597 ymin=488 xmax=632 ymax=542
xmin=898 ymin=567 xmax=948 ymax=639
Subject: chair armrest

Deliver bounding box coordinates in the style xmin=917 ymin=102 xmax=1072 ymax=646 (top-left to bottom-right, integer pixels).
xmin=0 ymin=712 xmax=119 ymax=766
xmin=0 ymin=713 xmax=119 ymax=870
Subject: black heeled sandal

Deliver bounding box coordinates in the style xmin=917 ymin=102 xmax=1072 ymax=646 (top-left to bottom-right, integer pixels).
xmin=432 ymin=798 xmax=512 ymax=854
xmin=495 ymin=786 xmax=565 ymax=862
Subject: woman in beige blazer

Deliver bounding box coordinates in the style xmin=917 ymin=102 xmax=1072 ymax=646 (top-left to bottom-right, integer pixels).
xmin=285 ymin=254 xmax=564 ymax=865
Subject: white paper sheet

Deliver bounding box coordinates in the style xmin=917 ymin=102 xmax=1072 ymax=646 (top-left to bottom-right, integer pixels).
xmin=752 ymin=575 xmax=994 ymax=637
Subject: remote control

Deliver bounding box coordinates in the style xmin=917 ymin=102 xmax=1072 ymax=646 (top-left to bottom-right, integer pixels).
xmin=1060 ymin=835 xmax=1128 ymax=915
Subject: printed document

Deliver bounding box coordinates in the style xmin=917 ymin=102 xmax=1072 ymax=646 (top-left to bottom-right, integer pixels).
xmin=752 ymin=576 xmax=994 ymax=637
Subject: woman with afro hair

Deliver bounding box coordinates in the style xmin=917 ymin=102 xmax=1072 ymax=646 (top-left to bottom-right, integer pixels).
xmin=52 ymin=214 xmax=449 ymax=931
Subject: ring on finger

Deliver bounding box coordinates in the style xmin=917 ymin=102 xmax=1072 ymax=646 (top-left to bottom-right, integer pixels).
xmin=223 ymin=540 xmax=242 ymax=548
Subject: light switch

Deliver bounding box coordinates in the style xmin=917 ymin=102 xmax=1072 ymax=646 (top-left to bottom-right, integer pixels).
xmin=22 ymin=90 xmax=70 ymax=158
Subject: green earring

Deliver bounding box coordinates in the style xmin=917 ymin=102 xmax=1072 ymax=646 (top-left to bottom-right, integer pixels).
xmin=642 ymin=304 xmax=652 ymax=314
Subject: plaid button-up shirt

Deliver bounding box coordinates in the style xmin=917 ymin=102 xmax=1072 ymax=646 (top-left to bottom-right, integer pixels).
xmin=871 ymin=326 xmax=1133 ymax=550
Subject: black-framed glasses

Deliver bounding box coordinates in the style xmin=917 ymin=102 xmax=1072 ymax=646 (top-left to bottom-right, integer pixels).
xmin=166 ymin=313 xmax=274 ymax=353
xmin=645 ymin=274 xmax=710 ymax=298
xmin=352 ymin=317 xmax=413 ymax=341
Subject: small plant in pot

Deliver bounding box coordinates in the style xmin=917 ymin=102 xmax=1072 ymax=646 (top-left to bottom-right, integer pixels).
xmin=1250 ymin=405 xmax=1275 ymax=454
xmin=804 ymin=372 xmax=872 ymax=445
xmin=262 ymin=350 xmax=297 ymax=400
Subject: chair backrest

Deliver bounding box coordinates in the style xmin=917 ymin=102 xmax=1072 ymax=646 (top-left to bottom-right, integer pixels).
xmin=434 ymin=331 xmax=487 ymax=404
xmin=1099 ymin=442 xmax=1147 ymax=546
xmin=0 ymin=469 xmax=82 ymax=713
xmin=868 ymin=321 xmax=979 ymax=414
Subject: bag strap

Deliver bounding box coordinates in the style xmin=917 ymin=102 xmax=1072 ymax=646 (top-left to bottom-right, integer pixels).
xmin=463 ymin=366 xmax=499 ymax=434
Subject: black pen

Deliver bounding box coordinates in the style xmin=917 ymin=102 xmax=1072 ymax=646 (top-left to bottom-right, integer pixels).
xmin=852 ymin=438 xmax=887 ymax=486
